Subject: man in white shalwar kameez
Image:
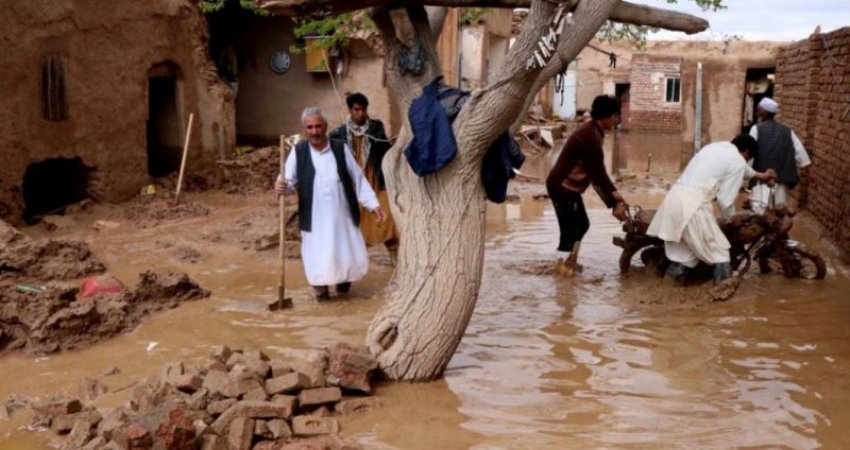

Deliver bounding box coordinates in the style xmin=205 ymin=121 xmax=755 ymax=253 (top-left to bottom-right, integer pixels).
xmin=647 ymin=135 xmax=774 ymax=283
xmin=276 ymin=107 xmax=386 ymax=300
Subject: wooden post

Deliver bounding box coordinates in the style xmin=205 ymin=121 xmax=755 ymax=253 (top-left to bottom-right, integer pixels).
xmin=174 ymin=113 xmax=194 ymax=204
xmin=276 ymin=135 xmax=293 ymax=310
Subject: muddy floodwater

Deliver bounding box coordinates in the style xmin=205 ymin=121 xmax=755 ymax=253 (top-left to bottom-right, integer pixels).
xmin=2 ymin=188 xmax=850 ymax=448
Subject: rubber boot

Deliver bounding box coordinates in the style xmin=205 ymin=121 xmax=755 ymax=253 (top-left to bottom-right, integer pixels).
xmin=664 ymin=262 xmax=687 ymax=285
xmin=713 ymin=262 xmax=732 ymax=283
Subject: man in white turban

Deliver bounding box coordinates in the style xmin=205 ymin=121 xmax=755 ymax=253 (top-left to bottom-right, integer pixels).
xmin=748 ymin=97 xmax=812 ymax=213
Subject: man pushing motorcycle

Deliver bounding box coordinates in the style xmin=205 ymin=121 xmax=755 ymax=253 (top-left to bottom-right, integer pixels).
xmin=647 ymin=135 xmax=776 ymax=285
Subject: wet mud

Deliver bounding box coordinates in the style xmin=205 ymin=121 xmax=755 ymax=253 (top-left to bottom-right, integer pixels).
xmin=0 ymin=139 xmax=848 ymax=448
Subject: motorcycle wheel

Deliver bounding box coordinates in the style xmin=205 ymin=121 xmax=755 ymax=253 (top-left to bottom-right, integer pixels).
xmin=619 ymin=242 xmax=661 ymax=275
xmin=781 ymin=247 xmax=827 ymax=280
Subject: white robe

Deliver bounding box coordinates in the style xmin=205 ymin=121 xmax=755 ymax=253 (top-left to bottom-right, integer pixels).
xmin=284 ymin=142 xmax=380 ymax=286
xmin=647 ymin=142 xmax=750 ymax=267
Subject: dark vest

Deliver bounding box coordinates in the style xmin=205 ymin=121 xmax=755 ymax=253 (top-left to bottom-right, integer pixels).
xmin=754 ymin=120 xmax=799 ymax=188
xmin=295 ymin=139 xmax=360 ymax=232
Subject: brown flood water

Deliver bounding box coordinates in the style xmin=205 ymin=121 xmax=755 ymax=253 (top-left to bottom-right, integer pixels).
xmin=2 ymin=134 xmax=849 ymax=449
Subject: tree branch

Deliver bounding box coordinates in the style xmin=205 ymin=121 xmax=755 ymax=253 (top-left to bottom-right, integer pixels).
xmin=260 ymin=0 xmax=708 ymax=34
xmin=425 ymin=6 xmax=449 ymax=37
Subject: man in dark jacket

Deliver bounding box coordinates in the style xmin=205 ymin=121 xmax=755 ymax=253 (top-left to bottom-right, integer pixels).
xmin=546 ymin=95 xmax=628 ymax=276
xmin=329 ymin=93 xmax=400 ymax=264
xmin=748 ymin=97 xmax=812 ymax=213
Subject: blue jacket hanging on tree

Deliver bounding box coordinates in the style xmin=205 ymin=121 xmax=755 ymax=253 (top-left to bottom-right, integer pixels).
xmin=404 ymin=77 xmax=458 ymax=176
xmin=405 ymin=77 xmax=524 ymax=203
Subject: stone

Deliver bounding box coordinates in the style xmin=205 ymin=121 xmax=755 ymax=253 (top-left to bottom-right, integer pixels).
xmin=228 ymin=417 xmax=254 ymax=450
xmin=254 ymin=419 xmax=273 ymax=439
xmin=202 ymin=370 xmax=230 ymax=395
xmin=210 ymin=401 xmax=293 ymax=435
xmin=113 ymin=422 xmax=153 ymax=450
xmin=188 ymin=388 xmax=210 ymax=411
xmin=210 ymin=345 xmax=233 ymax=363
xmin=291 ymin=416 xmax=339 ymax=436
xmin=291 ymin=361 xmax=325 ymax=389
xmin=270 ymin=395 xmax=297 ymax=414
xmin=200 ymin=434 xmax=223 ymax=450
xmin=51 ymin=410 xmax=103 ymax=434
xmin=81 ymin=436 xmax=107 ymax=450
xmin=245 ymin=387 xmax=269 ymax=402
xmin=193 ymin=418 xmax=209 ymax=436
xmin=325 ymin=343 xmax=378 ymax=394
xmin=172 ymin=374 xmax=204 ymax=394
xmin=334 ymin=398 xmax=381 ymax=416
xmin=265 ymin=373 xmax=307 ymax=395
xmin=60 ymin=420 xmax=93 ymax=450
xmin=267 ymin=419 xmax=292 ymax=439
xmin=270 ymin=362 xmax=293 ymax=378
xmin=243 ymin=359 xmax=271 ymax=379
xmin=297 ymin=388 xmax=341 ymax=408
xmin=207 ymin=398 xmax=238 ymax=417
xmin=220 ymin=371 xmax=263 ymax=399
xmin=243 ymin=350 xmax=271 ymax=362
xmin=155 ymin=408 xmax=196 ymax=450
xmin=102 ymin=366 xmax=121 ymax=377
xmin=97 ymin=408 xmax=132 ymax=440
xmin=32 ymin=396 xmax=83 ymax=417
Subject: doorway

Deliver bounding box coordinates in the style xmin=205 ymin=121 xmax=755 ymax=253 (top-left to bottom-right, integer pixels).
xmin=22 ymin=157 xmax=90 ymax=223
xmin=743 ymin=67 xmax=775 ymax=133
xmin=147 ymin=62 xmax=183 ymax=177
xmin=615 ymin=83 xmax=631 ymax=127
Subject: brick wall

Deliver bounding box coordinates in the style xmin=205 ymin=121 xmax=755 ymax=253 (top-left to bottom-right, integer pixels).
xmin=775 ymin=27 xmax=850 ymax=255
xmin=628 ymin=54 xmax=683 ymax=133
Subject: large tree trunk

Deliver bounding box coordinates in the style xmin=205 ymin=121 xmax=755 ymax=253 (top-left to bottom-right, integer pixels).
xmin=260 ymin=0 xmax=709 ymax=382
xmin=365 ymin=0 xmax=622 ymax=381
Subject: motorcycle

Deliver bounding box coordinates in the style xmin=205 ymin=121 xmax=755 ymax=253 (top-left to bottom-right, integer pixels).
xmin=613 ymin=200 xmax=827 ymax=281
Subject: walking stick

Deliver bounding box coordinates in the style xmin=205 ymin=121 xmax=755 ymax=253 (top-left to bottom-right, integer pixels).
xmin=274 ymin=135 xmax=294 ymax=310
xmin=174 ymin=113 xmax=194 ymax=205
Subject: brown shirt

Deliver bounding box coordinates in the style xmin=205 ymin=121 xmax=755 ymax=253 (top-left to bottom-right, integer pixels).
xmin=545 ymin=120 xmax=619 ymax=208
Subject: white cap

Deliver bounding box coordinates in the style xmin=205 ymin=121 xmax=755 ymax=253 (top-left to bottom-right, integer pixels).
xmin=758 ymin=97 xmax=779 ymax=113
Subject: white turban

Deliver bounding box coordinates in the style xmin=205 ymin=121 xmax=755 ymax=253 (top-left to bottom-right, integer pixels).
xmin=758 ymin=97 xmax=779 ymax=113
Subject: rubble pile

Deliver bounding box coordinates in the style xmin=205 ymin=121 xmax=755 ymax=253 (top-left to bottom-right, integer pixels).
xmin=25 ymin=343 xmax=380 ymax=450
xmin=218 ymin=147 xmax=280 ymax=195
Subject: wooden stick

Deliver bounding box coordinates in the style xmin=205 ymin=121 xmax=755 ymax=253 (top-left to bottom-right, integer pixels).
xmin=174 ymin=113 xmax=195 ymax=204
xmin=277 ymin=135 xmax=293 ymax=310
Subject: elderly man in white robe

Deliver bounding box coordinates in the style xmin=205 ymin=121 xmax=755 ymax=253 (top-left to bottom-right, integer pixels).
xmin=748 ymin=97 xmax=812 ymax=214
xmin=276 ymin=107 xmax=386 ymax=300
xmin=647 ymin=135 xmax=774 ymax=284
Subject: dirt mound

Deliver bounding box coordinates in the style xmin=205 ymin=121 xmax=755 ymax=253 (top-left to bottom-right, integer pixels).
xmin=0 ymin=270 xmax=209 ymax=355
xmin=123 ymin=196 xmax=211 ymax=227
xmin=218 ymin=147 xmax=280 ymax=195
xmin=0 ymin=220 xmax=105 ymax=282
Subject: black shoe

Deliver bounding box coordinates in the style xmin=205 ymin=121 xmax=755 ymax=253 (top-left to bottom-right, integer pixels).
xmin=313 ymin=286 xmax=330 ymax=301
xmin=336 ymin=282 xmax=351 ymax=294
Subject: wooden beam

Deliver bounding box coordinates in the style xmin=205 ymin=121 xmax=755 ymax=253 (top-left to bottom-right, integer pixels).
xmin=259 ymin=0 xmax=709 ymax=34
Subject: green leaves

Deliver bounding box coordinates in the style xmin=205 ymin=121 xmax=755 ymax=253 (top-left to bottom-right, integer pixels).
xmin=197 ymin=0 xmax=269 ymax=16
xmin=289 ymin=12 xmax=375 ymax=54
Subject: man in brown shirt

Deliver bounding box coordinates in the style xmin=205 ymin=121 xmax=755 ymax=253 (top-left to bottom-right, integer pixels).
xmin=546 ymin=95 xmax=628 ymax=275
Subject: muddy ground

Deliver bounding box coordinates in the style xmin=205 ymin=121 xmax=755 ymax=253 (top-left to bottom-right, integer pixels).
xmin=0 ymin=144 xmax=849 ymax=449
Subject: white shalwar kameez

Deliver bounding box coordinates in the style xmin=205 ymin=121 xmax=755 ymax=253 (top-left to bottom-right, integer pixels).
xmin=284 ymin=142 xmax=380 ymax=287
xmin=647 ymin=142 xmax=751 ymax=268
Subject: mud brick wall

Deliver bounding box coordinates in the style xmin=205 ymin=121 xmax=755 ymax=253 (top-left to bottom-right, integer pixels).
xmin=628 ymin=54 xmax=683 ymax=133
xmin=775 ymin=27 xmax=850 ymax=255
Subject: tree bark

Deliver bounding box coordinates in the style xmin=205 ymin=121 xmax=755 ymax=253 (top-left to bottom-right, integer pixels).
xmin=260 ymin=0 xmax=709 ymax=381
xmin=360 ymin=0 xmax=625 ymax=381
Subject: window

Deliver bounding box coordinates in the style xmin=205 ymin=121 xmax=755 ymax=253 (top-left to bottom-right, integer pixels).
xmin=665 ymin=77 xmax=681 ymax=103
xmin=41 ymin=55 xmax=68 ymax=121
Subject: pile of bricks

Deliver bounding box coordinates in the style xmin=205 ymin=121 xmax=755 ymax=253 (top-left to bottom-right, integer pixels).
xmin=775 ymin=26 xmax=850 ymax=256
xmin=27 ymin=343 xmax=381 ymax=450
